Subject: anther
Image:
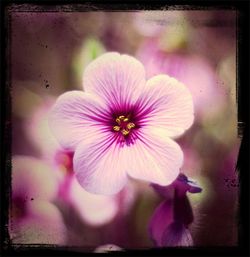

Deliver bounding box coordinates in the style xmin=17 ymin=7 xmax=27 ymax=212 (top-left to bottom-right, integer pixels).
xmin=121 ymin=129 xmax=130 ymax=136
xmin=127 ymin=122 xmax=135 ymax=129
xmin=113 ymin=126 xmax=121 ymax=132
xmin=115 ymin=118 xmax=121 ymax=124
xmin=118 ymin=115 xmax=125 ymax=120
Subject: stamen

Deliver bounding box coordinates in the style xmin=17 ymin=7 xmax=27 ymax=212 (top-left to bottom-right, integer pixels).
xmin=113 ymin=126 xmax=121 ymax=132
xmin=127 ymin=122 xmax=135 ymax=129
xmin=115 ymin=118 xmax=121 ymax=124
xmin=113 ymin=115 xmax=135 ymax=136
xmin=121 ymin=129 xmax=130 ymax=136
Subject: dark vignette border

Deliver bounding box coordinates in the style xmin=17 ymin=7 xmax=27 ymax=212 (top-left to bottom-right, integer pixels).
xmin=0 ymin=0 xmax=249 ymax=257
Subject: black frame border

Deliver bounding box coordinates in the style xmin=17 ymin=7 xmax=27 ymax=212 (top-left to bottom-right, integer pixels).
xmin=1 ymin=1 xmax=249 ymax=256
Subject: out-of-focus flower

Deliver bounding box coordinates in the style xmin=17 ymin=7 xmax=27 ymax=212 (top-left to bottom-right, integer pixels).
xmin=94 ymin=244 xmax=123 ymax=253
xmin=27 ymin=100 xmax=136 ymax=226
xmin=149 ymin=173 xmax=202 ymax=247
xmin=60 ymin=173 xmax=136 ymax=227
xmin=49 ymin=52 xmax=194 ymax=195
xmin=137 ymin=40 xmax=225 ymax=119
xmin=10 ymin=156 xmax=66 ymax=245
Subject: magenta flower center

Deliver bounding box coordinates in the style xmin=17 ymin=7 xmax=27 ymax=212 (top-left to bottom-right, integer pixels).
xmin=112 ymin=115 xmax=136 ymax=136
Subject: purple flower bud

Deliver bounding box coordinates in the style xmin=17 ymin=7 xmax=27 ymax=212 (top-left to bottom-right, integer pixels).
xmin=149 ymin=173 xmax=202 ymax=247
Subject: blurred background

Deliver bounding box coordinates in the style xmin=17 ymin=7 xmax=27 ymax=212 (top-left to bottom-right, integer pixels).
xmin=9 ymin=9 xmax=239 ymax=250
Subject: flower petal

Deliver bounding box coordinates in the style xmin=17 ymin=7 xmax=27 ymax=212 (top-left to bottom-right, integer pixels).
xmin=69 ymin=177 xmax=118 ymax=226
xmin=148 ymin=200 xmax=173 ymax=246
xmin=73 ymin=132 xmax=128 ymax=195
xmin=49 ymin=91 xmax=109 ymax=150
xmin=83 ymin=52 xmax=146 ymax=112
xmin=173 ymin=195 xmax=194 ymax=226
xmin=126 ymin=128 xmax=183 ymax=186
xmin=135 ymin=74 xmax=194 ymax=138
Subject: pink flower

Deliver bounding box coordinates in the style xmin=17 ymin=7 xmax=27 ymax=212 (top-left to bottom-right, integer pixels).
xmin=49 ymin=52 xmax=194 ymax=195
xmin=10 ymin=156 xmax=66 ymax=245
xmin=149 ymin=174 xmax=202 ymax=247
xmin=62 ymin=174 xmax=136 ymax=226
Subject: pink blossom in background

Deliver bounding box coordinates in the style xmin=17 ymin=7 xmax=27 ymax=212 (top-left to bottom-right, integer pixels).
xmin=149 ymin=173 xmax=202 ymax=247
xmin=60 ymin=174 xmax=136 ymax=227
xmin=10 ymin=156 xmax=66 ymax=244
xmin=27 ymin=102 xmax=136 ymax=226
xmin=137 ymin=40 xmax=226 ymax=119
xmin=49 ymin=52 xmax=194 ymax=195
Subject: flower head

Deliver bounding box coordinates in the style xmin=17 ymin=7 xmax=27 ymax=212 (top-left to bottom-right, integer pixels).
xmin=49 ymin=52 xmax=194 ymax=195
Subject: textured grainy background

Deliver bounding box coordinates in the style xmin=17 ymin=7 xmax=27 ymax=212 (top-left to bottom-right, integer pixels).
xmin=9 ymin=8 xmax=238 ymax=249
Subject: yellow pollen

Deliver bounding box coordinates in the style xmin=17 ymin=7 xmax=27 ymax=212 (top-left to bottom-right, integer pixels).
xmin=119 ymin=115 xmax=125 ymax=119
xmin=116 ymin=115 xmax=126 ymax=124
xmin=113 ymin=126 xmax=121 ymax=132
xmin=127 ymin=122 xmax=135 ymax=129
xmin=121 ymin=129 xmax=130 ymax=136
